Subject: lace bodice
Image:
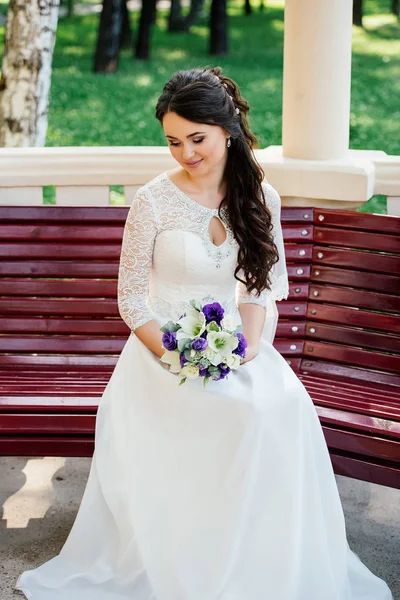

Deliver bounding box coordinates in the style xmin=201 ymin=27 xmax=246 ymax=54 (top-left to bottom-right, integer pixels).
xmin=118 ymin=171 xmax=289 ymax=332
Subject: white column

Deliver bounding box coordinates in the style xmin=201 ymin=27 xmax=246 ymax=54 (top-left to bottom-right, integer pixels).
xmin=282 ymin=0 xmax=353 ymax=160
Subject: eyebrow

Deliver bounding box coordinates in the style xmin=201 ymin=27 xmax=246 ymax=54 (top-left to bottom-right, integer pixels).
xmin=165 ymin=132 xmax=206 ymax=140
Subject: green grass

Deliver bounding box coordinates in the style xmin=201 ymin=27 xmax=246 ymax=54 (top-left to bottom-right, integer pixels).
xmin=1 ymin=0 xmax=399 ymax=211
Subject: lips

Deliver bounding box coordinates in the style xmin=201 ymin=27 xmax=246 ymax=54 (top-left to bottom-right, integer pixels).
xmin=185 ymin=159 xmax=202 ymax=167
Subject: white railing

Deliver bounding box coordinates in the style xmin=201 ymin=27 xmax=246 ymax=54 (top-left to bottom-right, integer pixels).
xmin=0 ymin=146 xmax=399 ymax=213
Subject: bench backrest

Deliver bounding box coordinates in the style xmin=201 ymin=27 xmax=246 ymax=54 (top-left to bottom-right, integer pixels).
xmin=0 ymin=206 xmax=399 ymax=390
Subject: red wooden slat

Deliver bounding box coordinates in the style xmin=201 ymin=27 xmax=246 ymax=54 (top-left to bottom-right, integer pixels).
xmin=282 ymin=225 xmax=314 ymax=242
xmin=300 ymin=372 xmax=400 ymax=400
xmin=0 ymin=317 xmax=129 ymax=335
xmin=0 ymin=413 xmax=96 ymax=434
xmin=273 ymin=339 xmax=305 ymax=356
xmin=322 ymin=426 xmax=400 ymax=462
xmin=0 ymin=261 xmax=119 ymax=278
xmin=314 ymin=226 xmax=399 ymax=253
xmin=312 ymin=246 xmax=399 ymax=274
xmin=303 ymin=341 xmax=400 ymax=374
xmin=0 ymin=242 xmax=122 ymax=260
xmin=309 ymin=284 xmax=400 ymax=313
xmin=276 ymin=321 xmax=307 ymax=338
xmin=0 ymin=336 xmax=125 ymax=355
xmin=0 ymin=354 xmax=118 ymax=369
xmin=308 ymin=389 xmax=400 ymax=422
xmin=0 ymin=224 xmax=124 ymax=242
xmin=0 ymin=396 xmax=100 ymax=411
xmin=311 ymin=265 xmax=399 ymax=295
xmin=330 ymin=454 xmax=400 ymax=489
xmin=0 ymin=278 xmax=117 ymax=297
xmin=317 ymin=405 xmax=400 ymax=438
xmin=0 ymin=298 xmax=119 ymax=317
xmin=305 ymin=321 xmax=399 ymax=353
xmin=314 ymin=208 xmax=400 ymax=235
xmin=300 ymin=359 xmax=400 ymax=388
xmin=307 ymin=302 xmax=400 ymax=334
xmin=0 ymin=205 xmax=128 ymax=223
xmin=0 ymin=436 xmax=95 ymax=457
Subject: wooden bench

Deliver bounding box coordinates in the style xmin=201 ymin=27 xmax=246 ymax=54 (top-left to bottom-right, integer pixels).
xmin=0 ymin=205 xmax=399 ymax=489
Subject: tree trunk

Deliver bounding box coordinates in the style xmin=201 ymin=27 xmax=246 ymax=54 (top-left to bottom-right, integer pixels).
xmin=392 ymin=0 xmax=399 ymax=17
xmin=135 ymin=0 xmax=157 ymax=59
xmin=120 ymin=0 xmax=132 ymax=50
xmin=67 ymin=0 xmax=74 ymax=18
xmin=352 ymin=0 xmax=363 ymax=27
xmin=151 ymin=0 xmax=158 ymax=25
xmin=259 ymin=0 xmax=265 ymax=12
xmin=0 ymin=0 xmax=59 ymax=147
xmin=182 ymin=0 xmax=206 ymax=31
xmin=210 ymin=0 xmax=228 ymax=55
xmin=244 ymin=0 xmax=252 ymax=15
xmin=94 ymin=0 xmax=125 ymax=73
xmin=168 ymin=0 xmax=184 ymax=32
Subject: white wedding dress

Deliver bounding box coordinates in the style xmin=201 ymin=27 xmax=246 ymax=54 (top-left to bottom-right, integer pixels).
xmin=15 ymin=171 xmax=393 ymax=600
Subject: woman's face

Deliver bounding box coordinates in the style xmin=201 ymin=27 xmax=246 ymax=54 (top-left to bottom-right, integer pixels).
xmin=162 ymin=112 xmax=230 ymax=177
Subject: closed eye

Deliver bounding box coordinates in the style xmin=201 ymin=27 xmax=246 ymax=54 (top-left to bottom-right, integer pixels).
xmin=169 ymin=138 xmax=205 ymax=147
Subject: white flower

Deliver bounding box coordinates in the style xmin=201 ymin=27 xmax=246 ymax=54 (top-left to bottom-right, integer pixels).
xmin=207 ymin=331 xmax=239 ymax=358
xmin=180 ymin=364 xmax=200 ymax=380
xmin=160 ymin=350 xmax=181 ymax=374
xmin=202 ymin=345 xmax=223 ymax=366
xmin=221 ymin=314 xmax=237 ymax=332
xmin=226 ymin=353 xmax=241 ymax=370
xmin=176 ymin=308 xmax=206 ymax=340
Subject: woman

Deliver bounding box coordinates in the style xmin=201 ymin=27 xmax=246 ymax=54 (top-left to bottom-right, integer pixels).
xmin=15 ymin=67 xmax=393 ymax=600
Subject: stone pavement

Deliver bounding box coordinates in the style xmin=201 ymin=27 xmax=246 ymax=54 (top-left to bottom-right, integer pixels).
xmin=1 ymin=456 xmax=399 ymax=599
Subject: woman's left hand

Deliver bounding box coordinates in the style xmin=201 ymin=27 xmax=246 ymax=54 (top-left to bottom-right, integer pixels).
xmin=241 ymin=345 xmax=259 ymax=365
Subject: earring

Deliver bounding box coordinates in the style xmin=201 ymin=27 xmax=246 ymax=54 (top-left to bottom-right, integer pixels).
xmin=227 ymin=138 xmax=231 ymax=148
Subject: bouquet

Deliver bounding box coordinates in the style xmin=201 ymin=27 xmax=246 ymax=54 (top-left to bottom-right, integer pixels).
xmin=160 ymin=299 xmax=248 ymax=386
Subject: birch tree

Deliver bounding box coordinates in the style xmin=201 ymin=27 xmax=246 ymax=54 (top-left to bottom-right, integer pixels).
xmin=0 ymin=0 xmax=59 ymax=147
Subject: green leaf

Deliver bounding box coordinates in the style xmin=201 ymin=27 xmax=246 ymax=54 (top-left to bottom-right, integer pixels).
xmin=179 ymin=377 xmax=187 ymax=386
xmin=184 ymin=348 xmax=193 ymax=361
xmin=160 ymin=321 xmax=180 ymax=333
xmin=203 ymin=376 xmax=210 ymax=389
xmin=189 ymin=299 xmax=202 ymax=311
xmin=206 ymin=321 xmax=220 ymax=332
xmin=177 ymin=337 xmax=192 ymax=352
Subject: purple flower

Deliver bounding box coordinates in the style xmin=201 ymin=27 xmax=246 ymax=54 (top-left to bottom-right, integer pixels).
xmin=217 ymin=363 xmax=231 ymax=380
xmin=202 ymin=302 xmax=225 ymax=326
xmin=233 ymin=332 xmax=248 ymax=358
xmin=199 ymin=367 xmax=209 ymax=377
xmin=162 ymin=330 xmax=178 ymax=351
xmin=191 ymin=337 xmax=208 ymax=352
xmin=179 ymin=351 xmax=189 ymax=368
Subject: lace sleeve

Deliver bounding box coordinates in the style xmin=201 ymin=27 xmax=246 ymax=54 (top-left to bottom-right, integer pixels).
xmin=236 ymin=181 xmax=289 ymax=309
xmin=117 ymin=187 xmax=159 ymax=332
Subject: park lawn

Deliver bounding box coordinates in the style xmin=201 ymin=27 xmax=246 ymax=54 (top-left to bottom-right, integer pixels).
xmin=0 ymin=0 xmax=399 ymax=211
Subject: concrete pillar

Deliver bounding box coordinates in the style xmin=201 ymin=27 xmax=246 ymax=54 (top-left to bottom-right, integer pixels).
xmin=282 ymin=0 xmax=353 ymax=160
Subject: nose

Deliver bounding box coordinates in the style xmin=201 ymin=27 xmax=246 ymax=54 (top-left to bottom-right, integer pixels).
xmin=182 ymin=143 xmax=196 ymax=161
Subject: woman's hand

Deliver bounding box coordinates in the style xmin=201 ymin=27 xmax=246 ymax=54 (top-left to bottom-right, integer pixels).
xmin=241 ymin=344 xmax=259 ymax=365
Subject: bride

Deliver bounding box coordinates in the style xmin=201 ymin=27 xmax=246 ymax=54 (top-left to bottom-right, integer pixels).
xmin=15 ymin=67 xmax=393 ymax=600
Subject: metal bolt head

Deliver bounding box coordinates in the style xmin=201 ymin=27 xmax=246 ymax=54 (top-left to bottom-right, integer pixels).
xmin=291 ymin=326 xmax=298 ymax=332
xmin=311 ymin=309 xmax=317 ymax=314
xmin=318 ymin=252 xmax=323 ymax=258
xmin=303 ymin=214 xmax=309 ymax=219
xmin=318 ymin=215 xmax=325 ymax=221
xmin=310 ymin=327 xmax=316 ymax=333
xmin=313 ymin=290 xmax=319 ymax=296
xmin=299 ymin=249 xmax=305 ymax=256
xmin=295 ymin=287 xmax=300 ymax=293
xmin=307 ymin=345 xmax=314 ymax=352
xmin=301 ymin=229 xmax=308 ymax=236
xmin=294 ymin=306 xmax=300 ymax=312
xmin=296 ymin=268 xmax=304 ymax=275
xmin=315 ymin=270 xmax=320 ymax=275
xmin=290 ymin=344 xmax=297 ymax=350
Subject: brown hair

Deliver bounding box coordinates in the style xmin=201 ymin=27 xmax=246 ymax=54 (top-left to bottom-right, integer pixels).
xmin=155 ymin=66 xmax=279 ymax=296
